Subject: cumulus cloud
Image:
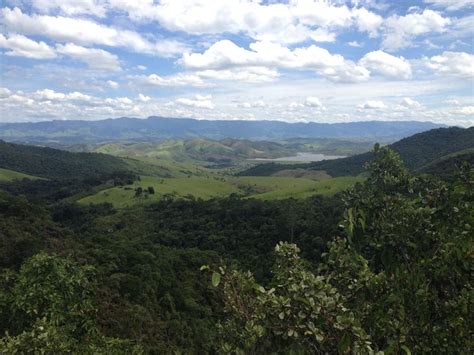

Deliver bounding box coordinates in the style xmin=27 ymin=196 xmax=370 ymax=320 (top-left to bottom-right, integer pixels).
xmin=30 ymin=0 xmax=107 ymax=17
xmin=424 ymin=0 xmax=474 ymax=11
xmin=425 ymin=51 xmax=474 ymax=78
xmin=129 ymin=73 xmax=206 ymax=87
xmin=359 ymin=50 xmax=412 ymax=79
xmin=174 ymin=95 xmax=215 ymax=109
xmin=451 ymin=106 xmax=474 ymax=115
xmin=0 ymin=87 xmax=12 ymax=97
xmin=0 ymin=33 xmax=122 ymax=71
xmin=348 ymin=41 xmax=362 ymax=47
xmin=138 ymin=93 xmax=151 ymax=102
xmin=107 ymin=80 xmax=119 ymax=89
xmin=96 ymin=0 xmax=384 ymax=45
xmin=304 ymin=96 xmax=324 ymax=108
xmin=182 ymin=40 xmax=369 ymax=82
xmin=0 ymin=33 xmax=56 ymax=59
xmin=0 ymin=7 xmax=186 ymax=57
xmin=382 ymin=10 xmax=450 ymax=51
xmin=56 ymin=43 xmax=121 ymax=71
xmin=237 ymin=100 xmax=266 ymax=108
xmin=33 ymin=89 xmax=93 ymax=102
xmin=357 ymin=100 xmax=387 ymax=109
xmin=400 ymin=97 xmax=422 ymax=109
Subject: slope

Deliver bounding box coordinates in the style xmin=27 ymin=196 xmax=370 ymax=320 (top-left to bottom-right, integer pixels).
xmin=238 ymin=127 xmax=474 ymax=177
xmin=0 ymin=140 xmax=129 ymax=180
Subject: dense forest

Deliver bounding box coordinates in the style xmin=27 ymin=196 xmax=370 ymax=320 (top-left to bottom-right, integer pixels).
xmin=0 ymin=143 xmax=472 ymax=353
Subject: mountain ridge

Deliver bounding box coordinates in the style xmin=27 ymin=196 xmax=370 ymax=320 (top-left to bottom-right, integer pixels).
xmin=0 ymin=116 xmax=445 ymax=144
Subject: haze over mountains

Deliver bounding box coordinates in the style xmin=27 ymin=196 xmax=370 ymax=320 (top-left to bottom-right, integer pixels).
xmin=0 ymin=117 xmax=444 ymax=144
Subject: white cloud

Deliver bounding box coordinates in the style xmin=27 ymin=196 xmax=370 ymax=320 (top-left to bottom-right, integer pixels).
xmin=359 ymin=50 xmax=412 ymax=79
xmin=129 ymin=73 xmax=206 ymax=87
xmin=451 ymin=106 xmax=474 ymax=115
xmin=424 ymin=0 xmax=474 ymax=11
xmin=138 ymin=93 xmax=151 ymax=102
xmin=357 ymin=100 xmax=386 ymax=109
xmin=348 ymin=40 xmax=362 ymax=47
xmin=352 ymin=7 xmax=383 ymax=37
xmin=174 ymin=95 xmax=215 ymax=109
xmin=400 ymin=97 xmax=422 ymax=108
xmin=103 ymin=0 xmax=383 ymax=45
xmin=304 ymin=96 xmax=324 ymax=108
xmin=237 ymin=100 xmax=266 ymax=108
xmin=136 ymin=65 xmax=147 ymax=71
xmin=182 ymin=40 xmax=369 ymax=83
xmin=197 ymin=67 xmax=279 ymax=83
xmin=289 ymin=101 xmax=304 ymax=109
xmin=56 ymin=43 xmax=121 ymax=71
xmin=0 ymin=87 xmax=12 ymax=97
xmin=107 ymin=80 xmax=119 ymax=89
xmin=0 ymin=7 xmax=186 ymax=57
xmin=382 ymin=9 xmax=451 ymax=51
xmin=33 ymin=89 xmax=92 ymax=102
xmin=31 ymin=0 xmax=107 ymax=17
xmin=425 ymin=51 xmax=474 ymax=78
xmin=445 ymin=99 xmax=460 ymax=105
xmin=0 ymin=33 xmax=56 ymax=59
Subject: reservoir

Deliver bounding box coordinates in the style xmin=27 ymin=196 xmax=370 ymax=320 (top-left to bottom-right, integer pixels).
xmin=249 ymin=152 xmax=346 ymax=162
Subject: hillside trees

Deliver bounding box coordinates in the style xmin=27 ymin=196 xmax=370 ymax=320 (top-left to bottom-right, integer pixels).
xmin=210 ymin=146 xmax=473 ymax=353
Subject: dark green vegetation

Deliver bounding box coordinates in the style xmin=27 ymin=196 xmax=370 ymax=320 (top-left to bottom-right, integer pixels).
xmin=208 ymin=147 xmax=473 ymax=353
xmin=240 ymin=127 xmax=474 ymax=178
xmin=0 ymin=127 xmax=472 ymax=353
xmin=0 ymin=116 xmax=442 ymax=143
xmin=0 ymin=140 xmax=128 ymax=180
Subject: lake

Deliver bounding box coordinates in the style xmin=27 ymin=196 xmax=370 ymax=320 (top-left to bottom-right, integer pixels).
xmin=249 ymin=152 xmax=346 ymax=162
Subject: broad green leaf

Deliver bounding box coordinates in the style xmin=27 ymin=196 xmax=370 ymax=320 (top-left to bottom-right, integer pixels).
xmin=211 ymin=272 xmax=221 ymax=287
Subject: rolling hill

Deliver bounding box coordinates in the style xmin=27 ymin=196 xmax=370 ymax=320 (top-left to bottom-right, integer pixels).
xmin=238 ymin=127 xmax=474 ymax=177
xmin=0 ymin=140 xmax=129 ymax=180
xmin=0 ymin=117 xmax=443 ymax=144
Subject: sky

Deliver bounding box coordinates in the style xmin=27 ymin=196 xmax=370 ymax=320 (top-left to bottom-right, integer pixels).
xmin=0 ymin=0 xmax=473 ymax=126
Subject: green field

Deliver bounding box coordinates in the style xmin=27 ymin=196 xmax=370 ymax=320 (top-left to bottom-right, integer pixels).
xmin=79 ymin=176 xmax=241 ymax=208
xmin=0 ymin=168 xmax=42 ymax=182
xmin=79 ymin=175 xmax=364 ymax=207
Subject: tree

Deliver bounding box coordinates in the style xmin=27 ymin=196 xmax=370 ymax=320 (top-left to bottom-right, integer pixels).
xmin=0 ymin=253 xmax=141 ymax=353
xmin=206 ymin=242 xmax=372 ymax=354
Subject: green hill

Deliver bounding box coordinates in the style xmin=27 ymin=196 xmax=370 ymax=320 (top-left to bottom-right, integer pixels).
xmin=0 ymin=140 xmax=129 ymax=180
xmin=239 ymin=127 xmax=474 ymax=177
xmin=0 ymin=168 xmax=42 ymax=182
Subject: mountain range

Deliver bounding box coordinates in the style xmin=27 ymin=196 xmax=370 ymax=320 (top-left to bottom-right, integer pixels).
xmin=0 ymin=117 xmax=444 ymax=144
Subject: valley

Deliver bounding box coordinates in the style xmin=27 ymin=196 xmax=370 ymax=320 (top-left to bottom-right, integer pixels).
xmin=0 ymin=122 xmax=472 ymax=354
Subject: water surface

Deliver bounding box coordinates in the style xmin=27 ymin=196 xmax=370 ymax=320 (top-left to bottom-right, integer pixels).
xmin=249 ymin=152 xmax=346 ymax=162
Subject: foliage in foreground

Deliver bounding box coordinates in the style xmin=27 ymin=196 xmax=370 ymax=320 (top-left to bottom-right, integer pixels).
xmin=0 ymin=253 xmax=141 ymax=354
xmin=209 ymin=146 xmax=473 ymax=354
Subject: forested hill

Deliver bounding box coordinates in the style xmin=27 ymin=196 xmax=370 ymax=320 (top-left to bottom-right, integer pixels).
xmin=239 ymin=127 xmax=474 ymax=177
xmin=0 ymin=117 xmax=442 ymax=143
xmin=0 ymin=140 xmax=129 ymax=180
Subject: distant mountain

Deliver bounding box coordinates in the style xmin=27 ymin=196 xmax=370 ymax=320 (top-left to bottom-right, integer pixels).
xmin=0 ymin=117 xmax=443 ymax=144
xmin=0 ymin=140 xmax=128 ymax=180
xmin=239 ymin=127 xmax=474 ymax=177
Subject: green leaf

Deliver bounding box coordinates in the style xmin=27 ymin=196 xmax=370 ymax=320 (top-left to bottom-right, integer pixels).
xmin=211 ymin=272 xmax=221 ymax=287
xmin=199 ymin=265 xmax=209 ymax=271
xmin=338 ymin=333 xmax=351 ymax=354
xmin=401 ymin=345 xmax=411 ymax=355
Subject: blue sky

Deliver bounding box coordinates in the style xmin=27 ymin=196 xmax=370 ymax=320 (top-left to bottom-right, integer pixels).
xmin=0 ymin=0 xmax=472 ymax=125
